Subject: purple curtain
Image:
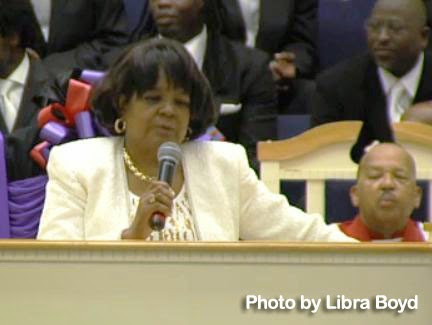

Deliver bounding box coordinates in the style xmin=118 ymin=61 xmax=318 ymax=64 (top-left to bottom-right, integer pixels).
xmin=0 ymin=133 xmax=48 ymax=239
xmin=8 ymin=176 xmax=48 ymax=238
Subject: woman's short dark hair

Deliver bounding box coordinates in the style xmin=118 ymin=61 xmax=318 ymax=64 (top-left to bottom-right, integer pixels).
xmin=92 ymin=38 xmax=218 ymax=140
xmin=0 ymin=0 xmax=39 ymax=50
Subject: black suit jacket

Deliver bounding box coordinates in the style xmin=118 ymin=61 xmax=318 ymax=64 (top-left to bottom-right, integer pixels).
xmin=33 ymin=0 xmax=130 ymax=73
xmin=310 ymin=52 xmax=432 ymax=161
xmin=219 ymin=0 xmax=318 ymax=78
xmin=0 ymin=58 xmax=52 ymax=135
xmin=203 ymin=31 xmax=278 ymax=169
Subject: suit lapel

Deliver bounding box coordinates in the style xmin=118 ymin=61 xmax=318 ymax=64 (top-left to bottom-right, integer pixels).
xmin=48 ymin=0 xmax=67 ymax=50
xmin=351 ymin=57 xmax=393 ymax=162
xmin=256 ymin=0 xmax=288 ymax=50
xmin=220 ymin=0 xmax=246 ymax=42
xmin=363 ymin=59 xmax=394 ymax=141
xmin=13 ymin=59 xmax=49 ymax=130
xmin=0 ymin=106 xmax=8 ymax=134
xmin=256 ymin=0 xmax=270 ymax=46
xmin=203 ymin=32 xmax=227 ymax=96
xmin=414 ymin=52 xmax=432 ymax=102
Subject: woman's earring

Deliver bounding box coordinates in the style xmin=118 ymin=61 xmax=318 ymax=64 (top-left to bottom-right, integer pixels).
xmin=114 ymin=118 xmax=127 ymax=134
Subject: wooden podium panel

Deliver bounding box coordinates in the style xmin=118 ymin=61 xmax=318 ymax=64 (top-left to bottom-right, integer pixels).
xmin=0 ymin=241 xmax=431 ymax=325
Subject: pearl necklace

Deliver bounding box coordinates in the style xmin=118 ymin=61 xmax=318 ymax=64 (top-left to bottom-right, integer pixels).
xmin=123 ymin=148 xmax=156 ymax=183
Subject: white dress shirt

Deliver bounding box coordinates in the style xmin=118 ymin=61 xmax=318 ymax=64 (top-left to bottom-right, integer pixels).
xmin=0 ymin=54 xmax=30 ymax=132
xmin=31 ymin=0 xmax=52 ymax=42
xmin=378 ymin=53 xmax=424 ymax=122
xmin=238 ymin=0 xmax=261 ymax=48
xmin=183 ymin=26 xmax=208 ymax=70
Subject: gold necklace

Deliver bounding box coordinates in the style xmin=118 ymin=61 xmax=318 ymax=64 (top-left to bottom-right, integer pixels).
xmin=123 ymin=148 xmax=156 ymax=183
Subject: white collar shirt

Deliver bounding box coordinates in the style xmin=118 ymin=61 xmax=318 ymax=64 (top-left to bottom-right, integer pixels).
xmin=30 ymin=0 xmax=52 ymax=42
xmin=0 ymin=54 xmax=30 ymax=132
xmin=378 ymin=52 xmax=424 ymax=122
xmin=238 ymin=0 xmax=260 ymax=48
xmin=183 ymin=26 xmax=208 ymax=70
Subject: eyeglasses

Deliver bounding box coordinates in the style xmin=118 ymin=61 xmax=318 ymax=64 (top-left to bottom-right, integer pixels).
xmin=365 ymin=19 xmax=408 ymax=36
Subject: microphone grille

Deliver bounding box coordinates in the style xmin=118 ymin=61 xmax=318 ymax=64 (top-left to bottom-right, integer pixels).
xmin=157 ymin=142 xmax=182 ymax=163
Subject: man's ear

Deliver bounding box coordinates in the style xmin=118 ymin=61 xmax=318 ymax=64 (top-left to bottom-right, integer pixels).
xmin=350 ymin=184 xmax=360 ymax=208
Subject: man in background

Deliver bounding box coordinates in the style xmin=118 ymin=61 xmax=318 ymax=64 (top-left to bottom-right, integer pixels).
xmin=147 ymin=0 xmax=277 ymax=169
xmin=309 ymin=0 xmax=432 ymax=161
xmin=29 ymin=0 xmax=131 ymax=73
xmin=0 ymin=0 xmax=53 ymax=135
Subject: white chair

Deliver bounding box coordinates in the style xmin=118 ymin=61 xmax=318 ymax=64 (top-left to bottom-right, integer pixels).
xmin=258 ymin=121 xmax=432 ymax=219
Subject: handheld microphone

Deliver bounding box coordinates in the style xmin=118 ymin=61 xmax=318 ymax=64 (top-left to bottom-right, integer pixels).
xmin=150 ymin=142 xmax=182 ymax=231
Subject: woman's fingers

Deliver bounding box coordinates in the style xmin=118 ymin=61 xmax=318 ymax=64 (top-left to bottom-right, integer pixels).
xmin=141 ymin=192 xmax=173 ymax=217
xmin=142 ymin=182 xmax=175 ymax=212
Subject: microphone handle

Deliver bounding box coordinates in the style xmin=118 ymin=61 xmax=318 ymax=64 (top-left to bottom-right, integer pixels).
xmin=150 ymin=159 xmax=177 ymax=231
xmin=150 ymin=212 xmax=166 ymax=231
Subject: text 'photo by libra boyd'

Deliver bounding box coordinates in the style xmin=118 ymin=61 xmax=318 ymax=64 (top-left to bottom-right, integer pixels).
xmin=244 ymin=294 xmax=419 ymax=315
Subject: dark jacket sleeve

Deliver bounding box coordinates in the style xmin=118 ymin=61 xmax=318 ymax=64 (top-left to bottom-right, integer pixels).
xmin=310 ymin=72 xmax=344 ymax=126
xmin=282 ymin=0 xmax=318 ymax=78
xmin=237 ymin=48 xmax=278 ymax=170
xmin=309 ymin=55 xmax=369 ymax=126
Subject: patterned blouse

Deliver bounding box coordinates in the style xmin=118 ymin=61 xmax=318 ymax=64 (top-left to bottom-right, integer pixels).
xmin=129 ymin=186 xmax=197 ymax=240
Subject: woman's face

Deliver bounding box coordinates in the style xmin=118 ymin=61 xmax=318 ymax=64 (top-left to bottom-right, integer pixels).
xmin=122 ymin=70 xmax=191 ymax=150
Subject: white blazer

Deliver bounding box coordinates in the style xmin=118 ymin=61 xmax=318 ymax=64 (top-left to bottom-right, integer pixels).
xmin=37 ymin=137 xmax=354 ymax=241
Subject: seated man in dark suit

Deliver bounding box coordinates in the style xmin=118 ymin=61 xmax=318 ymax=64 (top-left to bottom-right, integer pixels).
xmin=310 ymin=0 xmax=431 ymax=160
xmin=147 ymin=0 xmax=277 ymax=169
xmin=0 ymin=0 xmax=53 ymax=135
xmin=219 ymin=0 xmax=318 ymax=114
xmin=29 ymin=0 xmax=131 ymax=74
xmin=338 ymin=143 xmax=427 ymax=242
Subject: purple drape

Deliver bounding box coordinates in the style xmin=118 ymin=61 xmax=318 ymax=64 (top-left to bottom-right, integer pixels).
xmin=8 ymin=175 xmax=48 ymax=238
xmin=1 ymin=132 xmax=48 ymax=239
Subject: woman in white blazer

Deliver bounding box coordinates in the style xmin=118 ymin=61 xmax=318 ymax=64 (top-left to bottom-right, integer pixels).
xmin=37 ymin=38 xmax=354 ymax=242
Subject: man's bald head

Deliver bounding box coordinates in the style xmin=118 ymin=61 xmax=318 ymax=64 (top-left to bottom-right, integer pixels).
xmin=372 ymin=0 xmax=427 ymax=27
xmin=358 ymin=143 xmax=417 ymax=179
xmin=351 ymin=143 xmax=422 ymax=238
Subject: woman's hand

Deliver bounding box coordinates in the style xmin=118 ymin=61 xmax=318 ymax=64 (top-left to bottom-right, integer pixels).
xmin=121 ymin=181 xmax=175 ymax=239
